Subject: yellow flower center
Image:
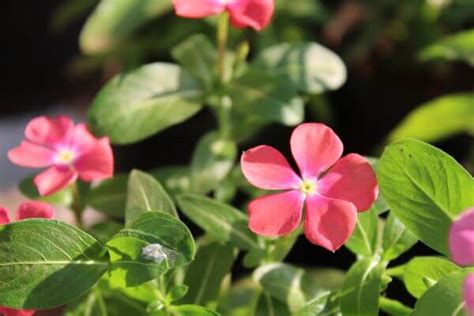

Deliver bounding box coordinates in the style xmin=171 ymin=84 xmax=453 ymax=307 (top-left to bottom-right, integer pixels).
xmin=57 ymin=149 xmax=75 ymax=164
xmin=300 ymin=180 xmax=317 ymax=195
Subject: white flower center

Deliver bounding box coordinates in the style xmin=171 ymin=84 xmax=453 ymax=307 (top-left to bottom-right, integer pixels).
xmin=56 ymin=149 xmax=75 ymax=165
xmin=300 ymin=180 xmax=317 ymax=195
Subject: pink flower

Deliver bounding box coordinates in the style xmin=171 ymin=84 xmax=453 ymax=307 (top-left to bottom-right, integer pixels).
xmin=8 ymin=116 xmax=114 ymax=196
xmin=449 ymin=208 xmax=474 ymax=266
xmin=465 ymin=274 xmax=474 ymax=316
xmin=173 ymin=0 xmax=274 ymax=31
xmin=240 ymin=123 xmax=378 ymax=251
xmin=0 ymin=201 xmax=55 ymax=316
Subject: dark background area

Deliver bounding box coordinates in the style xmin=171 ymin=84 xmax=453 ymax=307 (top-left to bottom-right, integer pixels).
xmin=1 ymin=0 xmax=473 ymax=309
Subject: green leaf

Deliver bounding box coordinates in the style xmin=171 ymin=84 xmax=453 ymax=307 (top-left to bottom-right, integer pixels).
xmin=19 ymin=175 xmax=73 ymax=205
xmin=86 ymin=174 xmax=128 ymax=218
xmin=88 ymin=221 xmax=123 ymax=244
xmin=190 ymin=132 xmax=237 ymax=194
xmin=218 ymin=279 xmax=260 ymax=316
xmin=0 ymin=220 xmax=107 ymax=309
xmin=339 ymin=258 xmax=385 ymax=316
xmin=253 ymin=263 xmax=326 ymax=312
xmin=419 ymin=29 xmax=474 ymax=66
xmin=378 ymin=139 xmax=474 ymax=254
xmin=381 ymin=212 xmax=418 ymax=261
xmin=255 ymin=293 xmax=291 ymax=316
xmin=176 ymin=194 xmax=258 ymax=250
xmin=152 ymin=166 xmax=192 ymax=196
xmin=256 ymin=42 xmax=347 ymax=94
xmin=107 ymin=211 xmax=195 ymax=287
xmin=169 ymin=304 xmax=220 ymax=316
xmin=88 ymin=62 xmax=203 ymax=144
xmin=125 ymin=170 xmax=178 ymax=224
xmin=65 ymin=291 xmax=108 ymax=316
xmin=402 ymin=256 xmax=460 ymax=299
xmin=181 ymin=242 xmax=236 ymax=306
xmin=379 ymin=297 xmax=413 ymax=316
xmin=172 ymin=34 xmax=217 ymax=90
xmin=167 ymin=285 xmax=189 ymax=303
xmin=345 ymin=206 xmax=379 ymax=257
xmin=229 ymin=69 xmax=304 ymax=126
xmin=294 ymin=293 xmax=331 ymax=316
xmin=412 ymin=270 xmax=471 ymax=316
xmin=80 ymin=0 xmax=172 ymax=54
xmin=388 ymin=93 xmax=474 ymax=142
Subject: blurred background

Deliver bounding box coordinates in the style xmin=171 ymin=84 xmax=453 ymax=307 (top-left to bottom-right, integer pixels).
xmin=1 ymin=0 xmax=473 ymax=308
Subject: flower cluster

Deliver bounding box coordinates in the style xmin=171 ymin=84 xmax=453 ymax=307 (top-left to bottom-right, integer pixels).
xmin=241 ymin=123 xmax=378 ymax=251
xmin=0 ymin=201 xmax=55 ymax=316
xmin=449 ymin=208 xmax=474 ymax=316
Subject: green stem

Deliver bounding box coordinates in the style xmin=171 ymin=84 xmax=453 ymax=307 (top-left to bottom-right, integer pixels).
xmin=217 ymin=12 xmax=229 ymax=83
xmin=71 ymin=183 xmax=84 ymax=229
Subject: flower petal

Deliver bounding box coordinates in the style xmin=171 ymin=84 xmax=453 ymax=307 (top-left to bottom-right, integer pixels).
xmin=69 ymin=124 xmax=102 ymax=153
xmin=75 ymin=138 xmax=114 ymax=181
xmin=248 ymin=190 xmax=304 ymax=236
xmin=304 ymin=194 xmax=357 ymax=251
xmin=241 ymin=145 xmax=301 ymax=190
xmin=449 ymin=208 xmax=474 ymax=266
xmin=464 ymin=273 xmax=474 ymax=316
xmin=290 ymin=123 xmax=343 ymax=180
xmin=173 ymin=0 xmax=225 ymax=18
xmin=16 ymin=201 xmax=55 ymax=221
xmin=0 ymin=207 xmax=11 ymax=224
xmin=8 ymin=141 xmax=55 ymax=168
xmin=0 ymin=307 xmax=35 ymax=316
xmin=227 ymin=0 xmax=274 ymax=31
xmin=318 ymin=154 xmax=378 ymax=211
xmin=34 ymin=166 xmax=78 ymax=196
xmin=25 ymin=115 xmax=73 ymax=147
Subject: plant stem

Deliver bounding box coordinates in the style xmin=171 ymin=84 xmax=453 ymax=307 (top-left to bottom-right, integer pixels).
xmin=217 ymin=12 xmax=229 ymax=83
xmin=71 ymin=182 xmax=84 ymax=229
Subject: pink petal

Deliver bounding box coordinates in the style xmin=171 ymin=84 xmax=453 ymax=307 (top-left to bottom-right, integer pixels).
xmin=25 ymin=115 xmax=73 ymax=147
xmin=0 ymin=307 xmax=35 ymax=316
xmin=241 ymin=145 xmax=301 ymax=190
xmin=318 ymin=154 xmax=378 ymax=211
xmin=248 ymin=190 xmax=304 ymax=236
xmin=0 ymin=207 xmax=11 ymax=224
xmin=173 ymin=0 xmax=225 ymax=18
xmin=69 ymin=124 xmax=102 ymax=153
xmin=304 ymin=194 xmax=357 ymax=251
xmin=16 ymin=201 xmax=55 ymax=221
xmin=8 ymin=141 xmax=55 ymax=168
xmin=33 ymin=166 xmax=78 ymax=196
xmin=227 ymin=0 xmax=274 ymax=31
xmin=464 ymin=274 xmax=474 ymax=316
xmin=449 ymin=208 xmax=474 ymax=266
xmin=290 ymin=123 xmax=343 ymax=180
xmin=75 ymin=138 xmax=114 ymax=182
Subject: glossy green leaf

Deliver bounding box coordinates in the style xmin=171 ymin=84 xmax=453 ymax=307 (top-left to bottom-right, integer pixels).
xmin=254 ymin=263 xmax=326 ymax=312
xmin=256 ymin=42 xmax=347 ymax=93
xmin=190 ymin=132 xmax=237 ymax=194
xmin=345 ymin=206 xmax=379 ymax=257
xmin=402 ymin=256 xmax=460 ymax=299
xmin=340 ymin=258 xmax=385 ymax=316
xmin=167 ymin=285 xmax=189 ymax=303
xmin=88 ymin=62 xmax=203 ymax=144
xmin=378 ymin=139 xmax=474 ymax=255
xmin=172 ymin=34 xmax=217 ymax=90
xmin=419 ymin=29 xmax=474 ymax=66
xmin=107 ymin=211 xmax=194 ymax=287
xmin=169 ymin=304 xmax=219 ymax=316
xmin=381 ymin=212 xmax=418 ymax=261
xmin=125 ymin=170 xmax=178 ymax=224
xmin=378 ymin=297 xmax=413 ymax=316
xmin=86 ymin=174 xmax=128 ymax=218
xmin=294 ymin=293 xmax=331 ymax=316
xmin=181 ymin=242 xmax=236 ymax=306
xmin=19 ymin=175 xmax=73 ymax=205
xmin=412 ymin=270 xmax=471 ymax=316
xmin=80 ymin=0 xmax=172 ymax=54
xmin=229 ymin=69 xmax=304 ymax=126
xmin=177 ymin=194 xmax=258 ymax=250
xmin=388 ymin=93 xmax=474 ymax=142
xmin=0 ymin=220 xmax=107 ymax=309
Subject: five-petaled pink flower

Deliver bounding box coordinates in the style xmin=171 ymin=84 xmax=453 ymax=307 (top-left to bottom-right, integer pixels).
xmin=449 ymin=207 xmax=474 ymax=316
xmin=173 ymin=0 xmax=274 ymax=31
xmin=8 ymin=116 xmax=114 ymax=196
xmin=240 ymin=123 xmax=378 ymax=251
xmin=0 ymin=201 xmax=55 ymax=316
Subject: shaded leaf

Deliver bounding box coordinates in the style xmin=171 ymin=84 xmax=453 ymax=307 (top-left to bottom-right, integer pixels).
xmin=86 ymin=174 xmax=128 ymax=218
xmin=419 ymin=29 xmax=474 ymax=66
xmin=382 ymin=212 xmax=418 ymax=261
